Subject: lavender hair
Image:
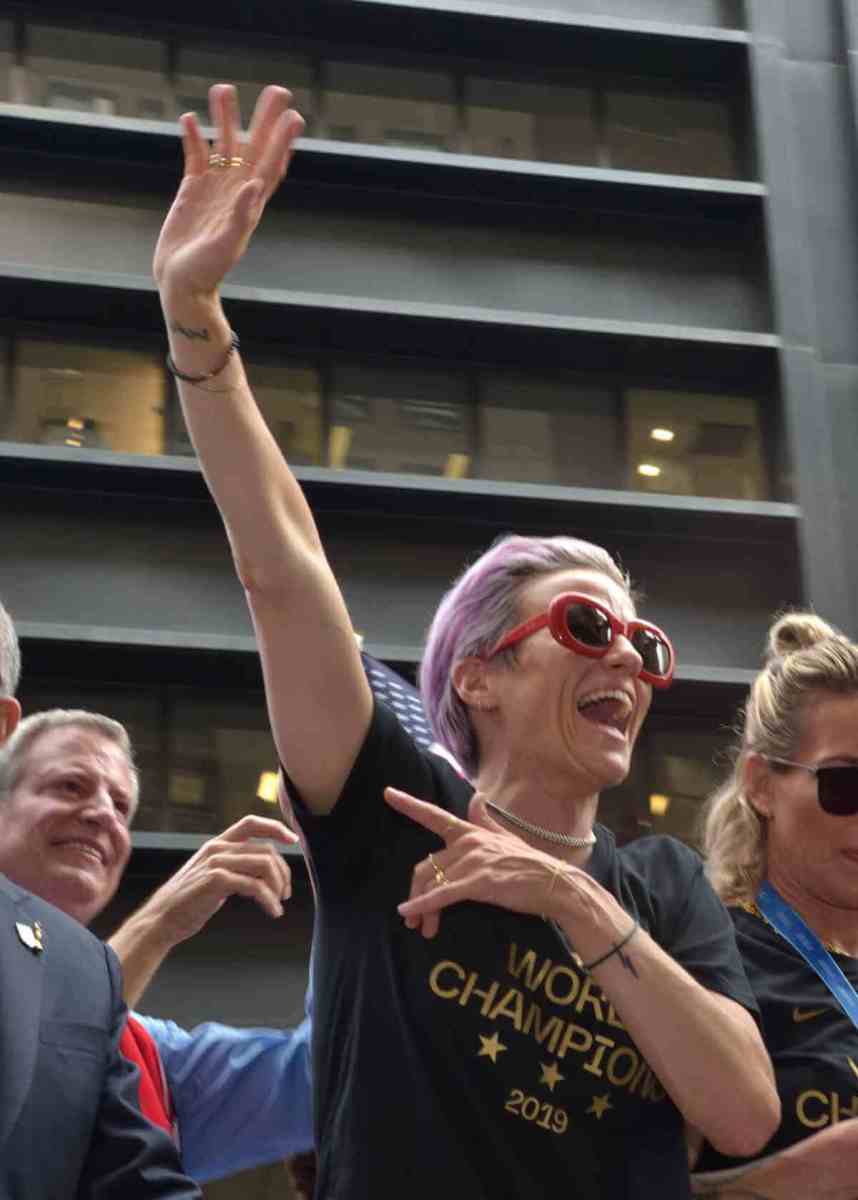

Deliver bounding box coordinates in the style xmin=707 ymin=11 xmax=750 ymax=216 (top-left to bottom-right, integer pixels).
xmin=419 ymin=534 xmax=630 ymax=777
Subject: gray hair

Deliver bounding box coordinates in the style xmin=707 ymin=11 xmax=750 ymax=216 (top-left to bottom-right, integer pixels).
xmin=0 ymin=601 xmax=20 ymax=698
xmin=0 ymin=709 xmax=139 ymax=808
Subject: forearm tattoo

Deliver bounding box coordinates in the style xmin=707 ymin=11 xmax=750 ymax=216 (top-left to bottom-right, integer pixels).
xmin=168 ymin=320 xmax=210 ymax=341
xmin=617 ymin=948 xmax=638 ymax=978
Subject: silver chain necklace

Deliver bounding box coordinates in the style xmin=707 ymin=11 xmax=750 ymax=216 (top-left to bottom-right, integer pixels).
xmin=485 ymin=800 xmax=597 ymax=849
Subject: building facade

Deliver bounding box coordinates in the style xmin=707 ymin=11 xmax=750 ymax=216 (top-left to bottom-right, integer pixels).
xmin=2 ymin=1 xmax=857 ymax=1192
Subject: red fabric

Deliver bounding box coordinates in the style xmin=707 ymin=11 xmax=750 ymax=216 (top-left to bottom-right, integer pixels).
xmin=119 ymin=1015 xmax=175 ymax=1137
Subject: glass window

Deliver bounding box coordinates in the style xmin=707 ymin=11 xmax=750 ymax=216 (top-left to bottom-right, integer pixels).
xmin=329 ymin=364 xmax=470 ymax=477
xmin=9 ymin=337 xmax=166 ymax=456
xmin=465 ymin=75 xmax=597 ymax=165
xmin=176 ymin=43 xmax=314 ymax=128
xmin=166 ymin=358 xmax=322 ymax=462
xmin=322 ymin=61 xmax=456 ymax=152
xmin=624 ymin=388 xmax=770 ymax=500
xmin=0 ymin=20 xmax=14 ymax=104
xmin=165 ymin=690 xmax=279 ymax=835
xmin=477 ymin=372 xmax=621 ymax=488
xmin=25 ymin=25 xmax=168 ymax=119
xmin=604 ymin=88 xmax=737 ymax=178
xmin=599 ymin=728 xmax=725 ymax=847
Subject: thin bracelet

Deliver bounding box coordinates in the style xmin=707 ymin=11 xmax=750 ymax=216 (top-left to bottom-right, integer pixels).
xmin=581 ymin=917 xmax=640 ymax=972
xmin=166 ymin=330 xmax=240 ymax=384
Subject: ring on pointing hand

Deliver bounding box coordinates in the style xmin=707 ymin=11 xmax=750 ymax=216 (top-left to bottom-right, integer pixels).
xmin=428 ymin=852 xmax=447 ymax=886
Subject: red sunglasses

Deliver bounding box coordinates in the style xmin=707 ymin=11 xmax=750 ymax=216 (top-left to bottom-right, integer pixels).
xmin=486 ymin=592 xmax=675 ymax=689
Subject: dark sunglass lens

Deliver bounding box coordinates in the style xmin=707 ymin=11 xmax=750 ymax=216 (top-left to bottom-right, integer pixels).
xmin=566 ymin=603 xmax=612 ymax=648
xmin=817 ymin=767 xmax=858 ymax=816
xmin=631 ymin=630 xmax=671 ymax=677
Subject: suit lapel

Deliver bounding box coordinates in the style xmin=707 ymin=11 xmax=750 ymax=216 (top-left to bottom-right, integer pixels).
xmin=0 ymin=876 xmax=45 ymax=1153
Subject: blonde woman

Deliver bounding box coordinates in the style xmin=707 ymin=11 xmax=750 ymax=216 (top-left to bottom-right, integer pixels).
xmin=695 ymin=613 xmax=858 ymax=1199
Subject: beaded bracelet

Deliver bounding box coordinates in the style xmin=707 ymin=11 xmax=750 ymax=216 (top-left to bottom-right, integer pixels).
xmin=581 ymin=917 xmax=640 ymax=972
xmin=166 ymin=330 xmax=240 ymax=384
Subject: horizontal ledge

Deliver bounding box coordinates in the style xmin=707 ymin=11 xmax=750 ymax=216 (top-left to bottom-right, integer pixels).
xmin=131 ymin=831 xmax=302 ymax=856
xmin=350 ymin=0 xmax=750 ymax=43
xmin=18 ymin=622 xmax=758 ymax=690
xmin=0 ymin=261 xmax=781 ymax=349
xmin=0 ymin=104 xmax=763 ymax=204
xmin=1 ymin=444 xmax=800 ymax=523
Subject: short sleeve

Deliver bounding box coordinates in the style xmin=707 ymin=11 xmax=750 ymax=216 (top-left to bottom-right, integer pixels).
xmin=286 ymin=699 xmax=471 ymax=896
xmin=137 ymin=1015 xmax=314 ymax=1184
xmin=663 ymin=848 xmax=759 ymax=1016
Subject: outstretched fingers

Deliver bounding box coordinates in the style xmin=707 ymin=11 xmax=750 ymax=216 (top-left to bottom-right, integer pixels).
xmin=210 ymin=82 xmax=242 ymax=159
xmin=180 ymin=111 xmax=209 ymax=177
xmin=254 ymin=108 xmax=305 ymax=198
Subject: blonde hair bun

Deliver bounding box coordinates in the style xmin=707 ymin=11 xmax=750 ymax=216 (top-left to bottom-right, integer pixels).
xmin=766 ymin=611 xmax=841 ymax=663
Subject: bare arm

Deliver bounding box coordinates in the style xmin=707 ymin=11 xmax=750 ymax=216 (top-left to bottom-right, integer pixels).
xmin=388 ymin=789 xmax=781 ymax=1160
xmin=154 ymin=83 xmax=372 ymax=814
xmin=108 ymin=816 xmax=295 ymax=1006
xmin=692 ymin=1118 xmax=858 ymax=1199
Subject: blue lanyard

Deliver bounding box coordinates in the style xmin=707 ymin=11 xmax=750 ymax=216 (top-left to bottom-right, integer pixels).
xmin=757 ymin=880 xmax=858 ymax=1032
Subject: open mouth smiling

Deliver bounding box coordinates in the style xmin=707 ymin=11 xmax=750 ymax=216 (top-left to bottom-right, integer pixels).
xmin=576 ymin=688 xmax=634 ymax=734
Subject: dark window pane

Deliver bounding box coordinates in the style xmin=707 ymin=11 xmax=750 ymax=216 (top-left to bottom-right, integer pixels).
xmin=26 ymin=25 xmax=168 ymax=118
xmin=176 ymin=43 xmax=314 ymax=128
xmin=624 ymin=388 xmax=770 ymax=500
xmin=329 ymin=364 xmax=470 ymax=476
xmin=465 ymin=76 xmax=596 ymax=165
xmin=0 ymin=20 xmax=12 ymax=103
xmin=323 ymin=62 xmax=456 ymax=152
xmin=605 ymin=89 xmax=737 ymax=178
xmin=599 ymin=728 xmax=725 ymax=847
xmin=166 ymin=690 xmax=279 ymax=835
xmin=478 ymin=372 xmax=621 ymax=487
xmin=9 ymin=337 xmax=165 ymax=456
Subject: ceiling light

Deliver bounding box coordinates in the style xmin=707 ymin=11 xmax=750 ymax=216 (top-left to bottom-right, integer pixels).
xmin=650 ymin=428 xmax=675 ymax=443
xmin=444 ymin=453 xmax=470 ymax=480
xmin=637 ymin=463 xmax=661 ymax=478
xmin=257 ymin=771 xmax=279 ymax=804
xmin=649 ymin=793 xmax=670 ymax=817
xmin=328 ymin=425 xmax=353 ymax=470
xmin=67 ymin=417 xmax=85 ymax=431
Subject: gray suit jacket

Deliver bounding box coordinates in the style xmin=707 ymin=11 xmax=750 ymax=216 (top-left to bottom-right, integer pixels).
xmin=0 ymin=873 xmax=201 ymax=1199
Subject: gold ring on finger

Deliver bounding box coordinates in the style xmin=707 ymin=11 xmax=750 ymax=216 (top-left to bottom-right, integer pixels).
xmin=428 ymin=852 xmax=447 ymax=886
xmin=208 ymin=153 xmax=229 ymax=169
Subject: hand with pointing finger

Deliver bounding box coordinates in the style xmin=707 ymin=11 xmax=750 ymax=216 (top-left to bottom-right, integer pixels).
xmin=384 ymin=787 xmax=575 ymax=939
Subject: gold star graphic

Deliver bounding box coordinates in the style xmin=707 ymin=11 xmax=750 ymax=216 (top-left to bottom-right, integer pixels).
xmin=849 ymin=1057 xmax=858 ymax=1082
xmin=477 ymin=1031 xmax=508 ymax=1063
xmin=539 ymin=1061 xmax=565 ymax=1093
xmin=587 ymin=1093 xmax=612 ymax=1120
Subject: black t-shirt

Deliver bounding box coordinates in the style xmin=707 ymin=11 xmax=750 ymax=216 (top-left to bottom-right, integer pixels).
xmin=696 ymin=904 xmax=858 ymax=1176
xmin=289 ymin=702 xmax=758 ymax=1200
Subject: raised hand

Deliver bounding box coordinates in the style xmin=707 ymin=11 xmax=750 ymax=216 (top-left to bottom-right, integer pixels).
xmin=153 ymin=83 xmax=304 ymax=302
xmin=385 ymin=786 xmax=566 ymax=938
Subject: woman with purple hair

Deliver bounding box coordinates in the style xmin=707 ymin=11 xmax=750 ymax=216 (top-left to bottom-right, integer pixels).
xmin=155 ymin=82 xmax=778 ymax=1198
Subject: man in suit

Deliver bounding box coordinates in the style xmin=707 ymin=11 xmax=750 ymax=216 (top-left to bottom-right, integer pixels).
xmin=0 ymin=677 xmax=200 ymax=1195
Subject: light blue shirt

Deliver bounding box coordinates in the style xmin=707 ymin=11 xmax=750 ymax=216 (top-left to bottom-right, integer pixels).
xmin=135 ymin=1012 xmax=313 ymax=1184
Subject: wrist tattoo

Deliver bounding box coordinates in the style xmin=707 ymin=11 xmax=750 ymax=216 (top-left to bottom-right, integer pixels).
xmin=617 ymin=948 xmax=638 ymax=978
xmin=169 ymin=320 xmax=210 ymax=341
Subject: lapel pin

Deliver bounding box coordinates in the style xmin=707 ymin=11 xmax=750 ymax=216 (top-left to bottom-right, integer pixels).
xmin=16 ymin=921 xmax=44 ymax=955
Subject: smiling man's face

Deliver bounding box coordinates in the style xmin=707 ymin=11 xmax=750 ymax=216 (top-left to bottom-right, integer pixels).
xmin=0 ymin=725 xmax=136 ymax=925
